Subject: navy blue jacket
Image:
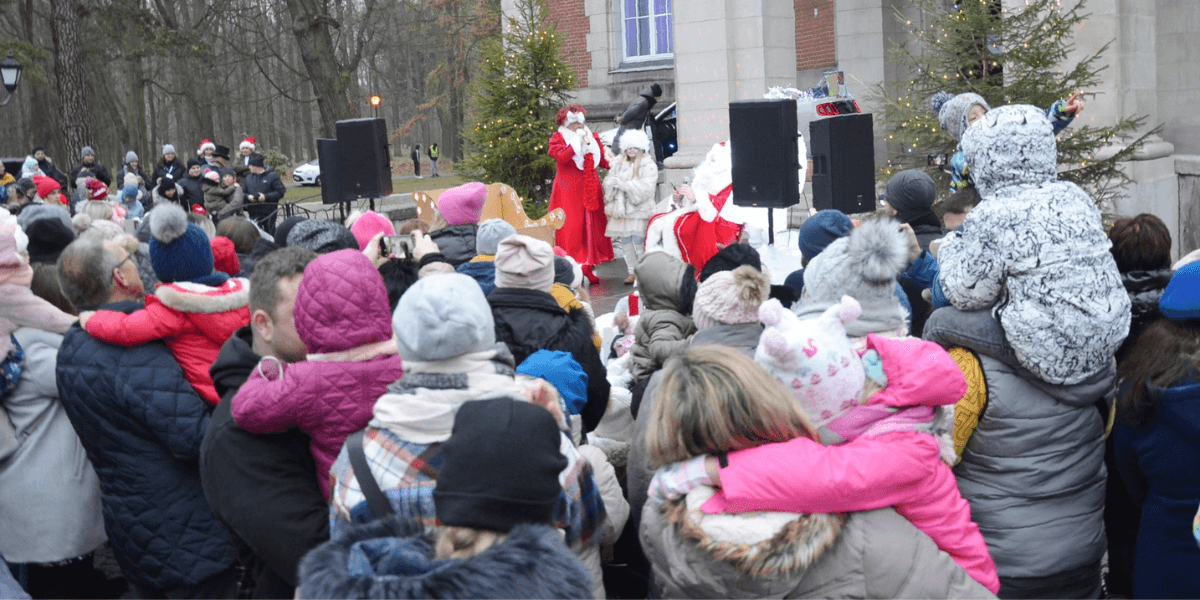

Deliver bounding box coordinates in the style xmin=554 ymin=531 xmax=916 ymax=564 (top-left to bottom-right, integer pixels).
xmin=1114 ymin=377 xmax=1200 ymax=599
xmin=55 ymin=301 xmax=235 ymax=592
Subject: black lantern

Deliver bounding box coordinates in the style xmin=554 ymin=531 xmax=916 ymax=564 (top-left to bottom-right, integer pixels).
xmin=0 ymin=54 xmax=22 ymax=106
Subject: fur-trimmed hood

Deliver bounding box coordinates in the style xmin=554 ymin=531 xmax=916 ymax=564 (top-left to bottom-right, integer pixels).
xmin=663 ymin=486 xmax=846 ymax=577
xmin=154 ymin=277 xmax=249 ymax=314
xmin=298 ymin=516 xmax=593 ymax=599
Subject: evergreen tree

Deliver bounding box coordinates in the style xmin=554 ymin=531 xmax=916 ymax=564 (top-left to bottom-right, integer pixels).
xmin=461 ymin=0 xmax=575 ymax=218
xmin=874 ymin=0 xmax=1154 ymax=206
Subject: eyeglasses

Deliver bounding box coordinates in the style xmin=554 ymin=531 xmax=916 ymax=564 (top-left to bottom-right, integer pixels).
xmin=115 ymin=254 xmax=133 ymax=270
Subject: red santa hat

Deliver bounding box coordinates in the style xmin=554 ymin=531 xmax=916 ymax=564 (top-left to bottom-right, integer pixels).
xmin=239 ymin=137 xmax=256 ymax=151
xmin=198 ymin=139 xmax=216 ymax=155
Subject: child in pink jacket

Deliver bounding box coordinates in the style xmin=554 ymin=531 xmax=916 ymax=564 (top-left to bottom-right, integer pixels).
xmin=230 ymin=249 xmax=404 ymax=501
xmin=655 ymin=296 xmax=999 ymax=593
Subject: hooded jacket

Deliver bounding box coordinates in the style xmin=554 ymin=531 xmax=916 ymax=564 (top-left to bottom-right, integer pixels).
xmin=299 ymin=517 xmax=592 ymax=599
xmin=487 ymin=286 xmax=609 ymax=433
xmin=1113 ymin=378 xmax=1200 ymax=599
xmin=629 ymin=251 xmax=697 ymax=382
xmin=55 ymin=302 xmax=235 ymax=592
xmin=939 ymin=105 xmax=1130 ymax=385
xmin=85 ymin=277 xmax=251 ymax=404
xmin=203 ymin=178 xmax=244 ymax=218
xmin=602 ymin=145 xmax=658 ymax=238
xmin=1116 ymin=269 xmax=1172 ymax=363
xmin=231 ymin=250 xmax=404 ymax=501
xmin=200 ymin=327 xmax=330 ymax=599
xmin=954 ymin=354 xmax=1109 ymax=580
xmin=640 ymin=491 xmax=993 ymax=599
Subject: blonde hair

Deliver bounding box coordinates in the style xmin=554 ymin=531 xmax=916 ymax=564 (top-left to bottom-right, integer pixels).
xmin=434 ymin=526 xmax=507 ymax=560
xmin=79 ymin=201 xmax=114 ymax=222
xmin=646 ymin=345 xmax=818 ymax=465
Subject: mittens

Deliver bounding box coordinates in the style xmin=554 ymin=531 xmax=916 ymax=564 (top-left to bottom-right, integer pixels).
xmin=648 ymin=455 xmax=714 ymax=503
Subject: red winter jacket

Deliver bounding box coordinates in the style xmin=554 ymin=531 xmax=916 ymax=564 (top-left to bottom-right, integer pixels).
xmin=85 ymin=278 xmax=251 ymax=404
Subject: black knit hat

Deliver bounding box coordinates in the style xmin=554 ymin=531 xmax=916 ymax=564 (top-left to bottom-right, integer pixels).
xmin=553 ymin=256 xmax=574 ymax=286
xmin=434 ymin=397 xmax=567 ymax=532
xmin=26 ymin=218 xmax=76 ymax=265
xmin=699 ymin=243 xmax=762 ymax=282
xmin=248 ymin=154 xmax=266 ymax=168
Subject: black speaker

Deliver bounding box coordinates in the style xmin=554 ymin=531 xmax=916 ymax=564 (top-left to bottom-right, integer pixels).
xmin=729 ymin=99 xmax=800 ymax=209
xmin=810 ymin=113 xmax=875 ymax=214
xmin=335 ymin=118 xmax=393 ymax=200
xmin=317 ymin=138 xmax=349 ymax=205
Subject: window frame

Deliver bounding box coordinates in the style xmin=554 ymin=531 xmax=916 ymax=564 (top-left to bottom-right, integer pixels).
xmin=619 ymin=0 xmax=673 ymax=63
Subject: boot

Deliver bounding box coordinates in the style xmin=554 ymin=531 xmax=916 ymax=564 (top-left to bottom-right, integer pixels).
xmin=582 ymin=264 xmax=601 ymax=285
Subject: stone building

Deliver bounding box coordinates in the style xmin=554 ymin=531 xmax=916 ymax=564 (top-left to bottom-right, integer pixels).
xmin=528 ymin=0 xmax=1200 ymax=254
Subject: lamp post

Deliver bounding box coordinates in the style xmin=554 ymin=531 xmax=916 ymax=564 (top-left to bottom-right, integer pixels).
xmin=369 ymin=94 xmax=382 ymax=119
xmin=0 ymin=54 xmax=23 ymax=107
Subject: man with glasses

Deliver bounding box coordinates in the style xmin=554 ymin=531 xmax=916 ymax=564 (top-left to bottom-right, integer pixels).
xmin=54 ymin=234 xmax=237 ymax=598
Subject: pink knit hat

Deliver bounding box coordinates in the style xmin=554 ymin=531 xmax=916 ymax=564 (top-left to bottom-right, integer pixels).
xmin=0 ymin=223 xmax=27 ymax=268
xmin=350 ymin=210 xmax=395 ymax=250
xmin=692 ymin=265 xmax=770 ymax=330
xmin=437 ymin=182 xmax=488 ymax=225
xmin=755 ymin=295 xmax=865 ymax=428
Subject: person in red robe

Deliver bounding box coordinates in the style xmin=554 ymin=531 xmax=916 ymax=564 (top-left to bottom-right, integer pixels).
xmin=548 ymin=104 xmax=613 ymax=284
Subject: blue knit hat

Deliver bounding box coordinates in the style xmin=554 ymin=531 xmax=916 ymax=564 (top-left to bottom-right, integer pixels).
xmin=1160 ymin=261 xmax=1200 ymax=320
xmin=516 ymin=350 xmax=588 ymax=416
xmin=148 ymin=203 xmax=227 ymax=286
xmin=799 ymin=210 xmax=854 ymax=261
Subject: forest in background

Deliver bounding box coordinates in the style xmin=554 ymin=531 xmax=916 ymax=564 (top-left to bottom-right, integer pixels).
xmin=0 ymin=0 xmax=498 ymax=171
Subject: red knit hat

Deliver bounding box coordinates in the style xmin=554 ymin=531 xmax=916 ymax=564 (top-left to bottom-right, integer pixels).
xmin=211 ymin=236 xmax=241 ymax=277
xmin=33 ymin=175 xmax=61 ymax=201
xmin=86 ymin=178 xmax=108 ymax=200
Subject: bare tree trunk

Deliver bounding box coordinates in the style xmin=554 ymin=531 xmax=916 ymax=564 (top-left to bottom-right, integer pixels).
xmin=50 ymin=0 xmax=92 ymax=157
xmin=284 ymin=0 xmax=355 ymax=137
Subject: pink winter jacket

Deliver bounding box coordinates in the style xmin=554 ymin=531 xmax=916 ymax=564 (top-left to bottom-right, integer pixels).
xmin=231 ymin=249 xmax=404 ymax=501
xmin=701 ymin=335 xmax=1000 ymax=594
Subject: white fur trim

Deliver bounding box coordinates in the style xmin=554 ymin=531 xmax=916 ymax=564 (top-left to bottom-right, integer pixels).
xmin=154 ymin=278 xmax=250 ymax=314
xmin=198 ymin=141 xmax=215 ymax=154
xmin=559 ymin=126 xmax=603 ymax=172
xmin=239 ymin=140 xmax=255 ymax=151
xmin=566 ymin=111 xmax=586 ymax=126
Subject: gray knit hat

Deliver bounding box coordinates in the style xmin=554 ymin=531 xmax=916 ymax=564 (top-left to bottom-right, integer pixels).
xmin=81 ymin=146 xmax=96 ymax=159
xmin=794 ymin=217 xmax=909 ymax=337
xmin=162 ymin=144 xmax=176 ymax=155
xmin=393 ymin=273 xmax=496 ymax=362
xmin=933 ymin=92 xmax=990 ymax=142
xmin=287 ymin=219 xmax=359 ymax=254
xmin=125 ymin=150 xmax=138 ymax=164
xmin=476 ymin=218 xmax=517 ymax=256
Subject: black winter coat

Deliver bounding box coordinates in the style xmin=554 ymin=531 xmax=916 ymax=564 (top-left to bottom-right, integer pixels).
xmin=243 ymin=170 xmax=286 ymax=218
xmin=69 ymin=161 xmax=111 ymax=188
xmin=180 ymin=173 xmax=205 ymax=207
xmin=55 ymin=301 xmax=235 ymax=593
xmin=200 ymin=327 xmax=330 ymax=599
xmin=153 ymin=158 xmax=187 ymax=187
xmin=1116 ymin=269 xmax=1172 ymax=364
xmin=37 ymin=158 xmax=69 ymax=188
xmin=488 ymin=287 xmax=609 ymax=432
xmin=428 ymin=224 xmax=477 ymax=267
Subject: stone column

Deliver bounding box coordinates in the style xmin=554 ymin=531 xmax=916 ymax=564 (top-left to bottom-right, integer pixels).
xmin=663 ymin=0 xmax=798 ymax=174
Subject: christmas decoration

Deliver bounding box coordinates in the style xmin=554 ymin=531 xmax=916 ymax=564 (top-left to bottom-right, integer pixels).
xmin=873 ymin=0 xmax=1156 ymax=206
xmin=461 ymin=0 xmax=575 ymax=219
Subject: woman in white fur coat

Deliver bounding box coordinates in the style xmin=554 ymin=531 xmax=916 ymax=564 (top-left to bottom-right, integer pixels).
xmin=603 ymin=129 xmax=658 ymax=284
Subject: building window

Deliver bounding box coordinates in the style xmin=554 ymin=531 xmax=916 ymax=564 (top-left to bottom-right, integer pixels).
xmin=622 ymin=0 xmax=672 ymax=62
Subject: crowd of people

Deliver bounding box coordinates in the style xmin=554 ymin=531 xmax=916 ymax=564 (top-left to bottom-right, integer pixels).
xmin=0 ymin=88 xmax=1195 ymax=600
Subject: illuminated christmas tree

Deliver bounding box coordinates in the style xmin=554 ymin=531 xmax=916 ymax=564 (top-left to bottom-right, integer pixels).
xmin=874 ymin=0 xmax=1154 ymax=205
xmin=462 ymin=0 xmax=575 ymax=218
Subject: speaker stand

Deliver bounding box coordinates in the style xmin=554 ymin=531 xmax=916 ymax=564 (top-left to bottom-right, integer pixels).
xmin=767 ymin=209 xmax=774 ymax=246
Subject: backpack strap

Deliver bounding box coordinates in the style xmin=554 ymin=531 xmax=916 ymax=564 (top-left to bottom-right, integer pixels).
xmin=346 ymin=429 xmax=394 ymax=519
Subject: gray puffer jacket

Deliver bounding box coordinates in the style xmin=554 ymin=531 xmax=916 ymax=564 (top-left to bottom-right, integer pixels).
xmin=640 ymin=488 xmax=994 ymax=599
xmin=629 ymin=251 xmax=697 ymax=381
xmin=953 ymin=354 xmax=1109 ymax=579
xmin=941 ymin=104 xmax=1130 ymax=385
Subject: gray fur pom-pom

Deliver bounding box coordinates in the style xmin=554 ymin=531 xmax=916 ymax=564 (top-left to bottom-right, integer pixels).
xmin=931 ymin=91 xmax=954 ymax=115
xmin=847 ymin=217 xmax=910 ymax=286
xmin=149 ymin=203 xmax=189 ymax=245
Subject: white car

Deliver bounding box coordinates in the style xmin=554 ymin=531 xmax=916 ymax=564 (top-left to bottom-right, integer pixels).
xmin=292 ymin=160 xmax=321 ymax=186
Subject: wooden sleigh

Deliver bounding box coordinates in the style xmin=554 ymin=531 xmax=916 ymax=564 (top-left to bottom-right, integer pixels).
xmin=411 ymin=183 xmax=565 ymax=247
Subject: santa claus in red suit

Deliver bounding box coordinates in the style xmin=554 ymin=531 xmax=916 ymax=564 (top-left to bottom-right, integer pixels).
xmin=548 ymin=104 xmax=614 ymax=284
xmin=645 ymin=141 xmax=743 ymax=275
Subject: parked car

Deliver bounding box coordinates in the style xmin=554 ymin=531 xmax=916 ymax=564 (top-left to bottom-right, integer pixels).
xmin=292 ymin=159 xmax=320 ymax=186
